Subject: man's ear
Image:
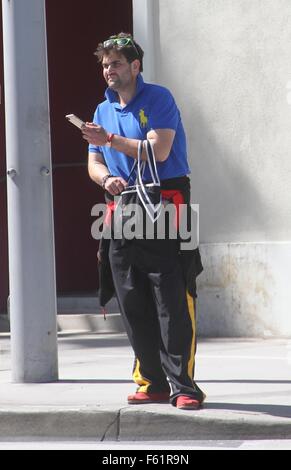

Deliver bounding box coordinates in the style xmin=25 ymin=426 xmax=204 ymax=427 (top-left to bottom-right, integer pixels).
xmin=132 ymin=59 xmax=141 ymax=74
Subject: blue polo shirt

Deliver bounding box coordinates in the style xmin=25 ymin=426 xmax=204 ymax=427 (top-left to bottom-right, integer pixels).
xmin=89 ymin=74 xmax=190 ymax=183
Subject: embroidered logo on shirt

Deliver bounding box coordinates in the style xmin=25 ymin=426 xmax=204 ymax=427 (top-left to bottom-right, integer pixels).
xmin=139 ymin=109 xmax=148 ymax=128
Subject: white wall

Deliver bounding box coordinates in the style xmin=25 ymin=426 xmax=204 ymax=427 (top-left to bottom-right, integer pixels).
xmin=149 ymin=0 xmax=291 ymax=336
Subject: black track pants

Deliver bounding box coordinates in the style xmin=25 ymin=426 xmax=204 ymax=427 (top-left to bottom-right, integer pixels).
xmin=109 ymin=238 xmax=204 ymax=405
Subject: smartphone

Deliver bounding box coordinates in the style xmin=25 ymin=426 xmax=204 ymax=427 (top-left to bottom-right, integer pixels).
xmin=65 ymin=114 xmax=85 ymax=129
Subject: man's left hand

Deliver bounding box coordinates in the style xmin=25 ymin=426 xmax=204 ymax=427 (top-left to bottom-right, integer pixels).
xmin=82 ymin=123 xmax=108 ymax=146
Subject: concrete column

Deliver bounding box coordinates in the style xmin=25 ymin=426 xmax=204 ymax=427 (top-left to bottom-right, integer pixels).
xmin=2 ymin=0 xmax=58 ymax=381
xmin=132 ymin=0 xmax=156 ymax=83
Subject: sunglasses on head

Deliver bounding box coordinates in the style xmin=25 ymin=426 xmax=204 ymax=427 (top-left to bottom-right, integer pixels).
xmin=103 ymin=37 xmax=140 ymax=58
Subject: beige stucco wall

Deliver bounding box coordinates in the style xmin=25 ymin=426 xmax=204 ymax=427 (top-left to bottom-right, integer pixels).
xmin=155 ymin=0 xmax=291 ymax=244
xmin=150 ymin=0 xmax=291 ymax=336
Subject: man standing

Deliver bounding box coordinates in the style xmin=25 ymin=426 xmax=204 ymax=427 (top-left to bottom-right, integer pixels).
xmin=82 ymin=33 xmax=205 ymax=410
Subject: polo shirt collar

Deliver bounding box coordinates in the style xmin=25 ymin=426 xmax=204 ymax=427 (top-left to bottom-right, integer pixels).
xmin=105 ymin=74 xmax=145 ymax=107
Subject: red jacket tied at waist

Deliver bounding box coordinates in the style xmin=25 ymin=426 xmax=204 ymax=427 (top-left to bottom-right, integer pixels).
xmin=104 ymin=190 xmax=185 ymax=230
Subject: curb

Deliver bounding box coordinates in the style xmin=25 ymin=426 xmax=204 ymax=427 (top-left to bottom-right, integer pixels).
xmin=0 ymin=407 xmax=119 ymax=440
xmin=1 ymin=297 xmax=125 ymax=335
xmin=57 ymin=313 xmax=125 ymax=334
xmin=1 ymin=313 xmax=126 ymax=335
xmin=1 ymin=406 xmax=291 ymax=441
xmin=118 ymin=407 xmax=291 ymax=441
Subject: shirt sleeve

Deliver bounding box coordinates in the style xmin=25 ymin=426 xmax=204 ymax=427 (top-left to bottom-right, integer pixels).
xmin=148 ymin=87 xmax=180 ymax=131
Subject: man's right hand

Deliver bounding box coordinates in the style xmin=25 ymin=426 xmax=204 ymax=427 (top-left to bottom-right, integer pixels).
xmin=104 ymin=176 xmax=128 ymax=195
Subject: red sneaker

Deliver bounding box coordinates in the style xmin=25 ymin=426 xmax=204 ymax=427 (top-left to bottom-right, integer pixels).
xmin=127 ymin=391 xmax=170 ymax=404
xmin=176 ymin=395 xmax=202 ymax=410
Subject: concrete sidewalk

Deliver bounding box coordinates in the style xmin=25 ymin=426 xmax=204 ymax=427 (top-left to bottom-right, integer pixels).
xmin=1 ymin=327 xmax=291 ymax=441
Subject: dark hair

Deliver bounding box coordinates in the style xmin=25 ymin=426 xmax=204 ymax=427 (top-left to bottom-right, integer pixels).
xmin=94 ymin=32 xmax=144 ymax=72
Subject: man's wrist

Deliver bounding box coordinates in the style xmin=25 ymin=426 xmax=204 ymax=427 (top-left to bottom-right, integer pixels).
xmin=106 ymin=133 xmax=115 ymax=147
xmin=101 ymin=174 xmax=115 ymax=189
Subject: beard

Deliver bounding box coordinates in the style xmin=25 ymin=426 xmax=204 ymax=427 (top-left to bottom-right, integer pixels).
xmin=107 ymin=76 xmax=122 ymax=91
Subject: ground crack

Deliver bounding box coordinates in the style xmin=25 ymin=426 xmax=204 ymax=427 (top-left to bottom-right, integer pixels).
xmin=100 ymin=408 xmax=124 ymax=442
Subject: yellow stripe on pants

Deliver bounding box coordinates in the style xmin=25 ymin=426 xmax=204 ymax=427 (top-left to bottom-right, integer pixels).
xmin=186 ymin=292 xmax=196 ymax=381
xmin=132 ymin=358 xmax=151 ymax=393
